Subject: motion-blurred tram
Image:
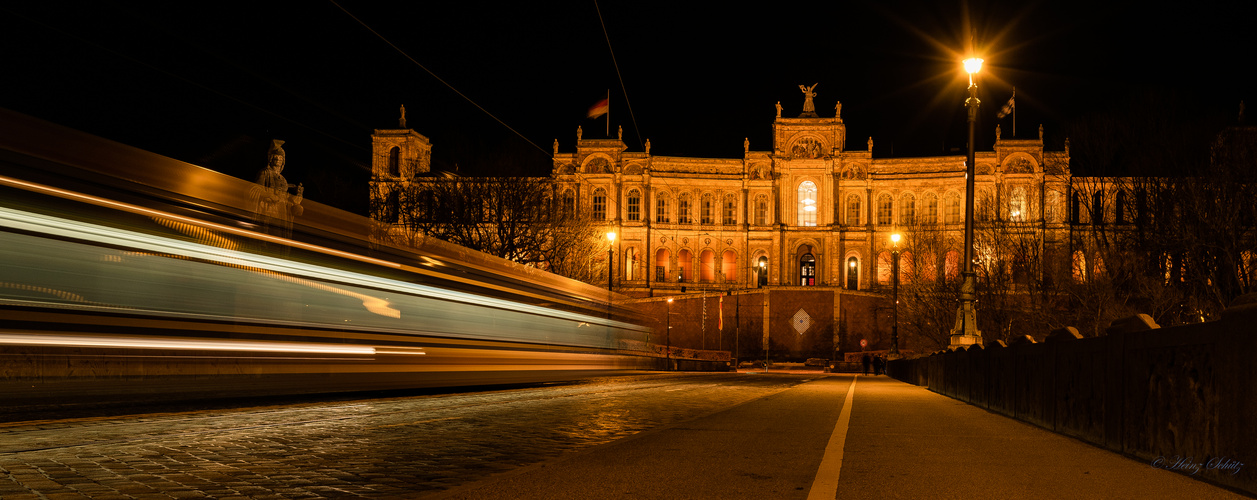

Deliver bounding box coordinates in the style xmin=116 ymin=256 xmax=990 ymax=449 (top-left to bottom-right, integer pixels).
xmin=0 ymin=109 xmax=658 ymax=410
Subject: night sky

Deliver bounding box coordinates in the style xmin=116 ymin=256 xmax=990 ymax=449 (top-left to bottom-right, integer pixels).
xmin=4 ymin=1 xmax=1252 ymax=215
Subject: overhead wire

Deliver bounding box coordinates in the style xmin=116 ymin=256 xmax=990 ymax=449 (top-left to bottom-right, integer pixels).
xmin=593 ymin=1 xmax=644 ymax=150
xmin=328 ymin=0 xmax=549 ymax=157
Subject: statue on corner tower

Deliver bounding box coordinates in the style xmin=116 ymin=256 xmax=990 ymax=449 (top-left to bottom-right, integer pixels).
xmin=251 ymin=139 xmax=304 ymax=243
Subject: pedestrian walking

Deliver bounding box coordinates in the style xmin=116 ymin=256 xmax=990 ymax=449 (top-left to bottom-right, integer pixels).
xmin=861 ymin=354 xmax=871 ymax=375
xmin=873 ymin=355 xmax=884 ymax=375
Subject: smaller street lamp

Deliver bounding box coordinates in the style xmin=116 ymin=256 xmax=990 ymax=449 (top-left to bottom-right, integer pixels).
xmin=606 ymin=231 xmax=616 ymax=291
xmin=888 ymin=232 xmax=902 ymax=360
xmin=758 ymin=260 xmax=766 ymax=288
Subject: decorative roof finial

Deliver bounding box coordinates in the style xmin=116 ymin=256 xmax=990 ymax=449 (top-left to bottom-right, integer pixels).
xmin=399 ymin=105 xmax=406 ymax=128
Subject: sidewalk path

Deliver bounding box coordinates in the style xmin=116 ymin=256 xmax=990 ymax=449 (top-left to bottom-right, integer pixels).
xmin=835 ymin=375 xmax=1249 ymax=499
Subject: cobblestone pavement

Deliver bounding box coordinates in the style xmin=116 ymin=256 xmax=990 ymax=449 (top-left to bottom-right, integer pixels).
xmin=0 ymin=372 xmax=814 ymax=499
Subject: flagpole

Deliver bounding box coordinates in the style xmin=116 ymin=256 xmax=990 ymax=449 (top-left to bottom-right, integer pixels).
xmin=605 ymin=89 xmax=610 ymax=137
xmin=1012 ymin=87 xmax=1016 ymax=137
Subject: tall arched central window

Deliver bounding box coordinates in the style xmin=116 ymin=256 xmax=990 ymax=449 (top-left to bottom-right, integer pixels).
xmin=1010 ymin=187 xmax=1026 ymax=221
xmin=798 ymin=181 xmax=818 ymax=226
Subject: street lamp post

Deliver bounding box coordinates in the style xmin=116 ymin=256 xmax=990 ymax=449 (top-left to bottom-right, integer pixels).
xmin=889 ymin=232 xmax=902 ymax=360
xmin=666 ymin=297 xmax=673 ymax=371
xmin=607 ymin=231 xmax=616 ymax=291
xmin=950 ymin=57 xmax=984 ymax=349
xmin=758 ymin=260 xmax=766 ymax=288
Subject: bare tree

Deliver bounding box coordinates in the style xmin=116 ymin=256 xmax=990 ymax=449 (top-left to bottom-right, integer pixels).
xmin=369 ymin=176 xmax=610 ymax=286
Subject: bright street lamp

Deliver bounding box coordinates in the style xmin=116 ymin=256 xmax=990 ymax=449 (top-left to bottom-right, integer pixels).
xmin=951 ymin=55 xmax=984 ymax=349
xmin=889 ymin=232 xmax=902 ymax=360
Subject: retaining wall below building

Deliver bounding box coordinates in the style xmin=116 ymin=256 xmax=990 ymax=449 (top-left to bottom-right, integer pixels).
xmin=887 ymin=297 xmax=1257 ymax=496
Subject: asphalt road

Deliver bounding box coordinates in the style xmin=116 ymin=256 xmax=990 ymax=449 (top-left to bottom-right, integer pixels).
xmin=0 ymin=373 xmax=1248 ymax=499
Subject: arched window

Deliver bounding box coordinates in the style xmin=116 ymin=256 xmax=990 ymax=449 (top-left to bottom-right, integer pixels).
xmin=1046 ymin=190 xmax=1061 ymax=223
xmin=977 ymin=191 xmax=992 ymax=221
xmin=655 ymin=248 xmax=670 ymax=282
xmin=1010 ymin=187 xmax=1026 ymax=221
xmin=899 ymin=251 xmax=914 ymax=284
xmin=700 ymin=250 xmax=716 ymax=282
xmin=920 ymin=251 xmax=938 ymax=283
xmin=625 ymin=247 xmax=637 ymax=280
xmin=945 ymin=250 xmax=961 ymax=282
xmin=1093 ymin=255 xmax=1107 ymax=280
xmin=592 ymin=188 xmax=607 ymax=221
xmin=846 ymin=256 xmax=860 ymax=290
xmin=417 ymin=190 xmax=435 ymax=222
xmin=1092 ymin=191 xmax=1105 ymax=225
xmin=799 ymin=253 xmax=816 ymax=286
xmin=722 ymin=251 xmax=737 ymax=282
xmin=899 ymin=193 xmax=916 ymax=225
xmin=755 ymin=195 xmax=769 ymax=226
xmin=1072 ymin=250 xmax=1087 ymax=283
xmin=655 ymin=193 xmax=670 ymax=223
xmin=944 ymin=192 xmax=961 ymax=224
xmin=846 ymin=194 xmax=861 ymax=226
xmin=627 ymin=189 xmax=641 ymax=222
xmin=701 ymin=193 xmax=715 ymax=225
xmin=678 ymin=249 xmax=693 ymax=282
xmin=388 ymin=147 xmax=400 ymax=177
xmin=1115 ymin=190 xmax=1128 ymax=225
xmin=877 ymin=251 xmax=892 ymax=285
xmin=798 ymin=181 xmax=818 ymax=226
xmin=922 ymin=192 xmax=938 ymax=225
xmin=757 ymin=255 xmax=769 ymax=287
xmin=1071 ymin=192 xmax=1082 ymax=223
xmin=877 ymin=194 xmax=893 ymax=225
xmin=723 ymin=194 xmax=737 ymax=225
xmin=384 ymin=189 xmax=400 ymax=223
xmin=562 ymin=189 xmax=575 ymax=220
xmin=678 ymin=193 xmax=692 ymax=224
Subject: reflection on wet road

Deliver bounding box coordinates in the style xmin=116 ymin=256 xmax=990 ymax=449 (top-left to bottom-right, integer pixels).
xmin=0 ymin=373 xmax=813 ymax=498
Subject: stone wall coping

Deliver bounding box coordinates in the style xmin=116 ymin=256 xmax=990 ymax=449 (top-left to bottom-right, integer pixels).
xmin=1104 ymin=313 xmax=1160 ymax=335
xmin=1046 ymin=326 xmax=1083 ymax=342
xmin=1008 ymin=334 xmax=1037 ymax=346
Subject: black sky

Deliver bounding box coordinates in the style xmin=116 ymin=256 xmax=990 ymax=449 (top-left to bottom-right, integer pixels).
xmin=3 ymin=1 xmax=1252 ymax=214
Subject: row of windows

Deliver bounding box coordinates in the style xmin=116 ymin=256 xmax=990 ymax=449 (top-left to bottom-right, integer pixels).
xmin=564 ymin=188 xmax=773 ymax=225
xmin=629 ymin=247 xmax=961 ymax=290
xmin=566 ymin=184 xmax=1061 ymax=226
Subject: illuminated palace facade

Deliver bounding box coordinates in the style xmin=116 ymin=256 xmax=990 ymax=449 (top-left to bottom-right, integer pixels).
xmin=552 ymin=98 xmax=1074 ymax=296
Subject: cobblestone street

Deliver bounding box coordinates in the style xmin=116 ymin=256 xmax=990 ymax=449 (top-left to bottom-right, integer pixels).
xmin=0 ymin=373 xmax=809 ymax=499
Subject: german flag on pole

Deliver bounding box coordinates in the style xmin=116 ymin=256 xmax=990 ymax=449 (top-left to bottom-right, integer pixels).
xmin=587 ymin=98 xmax=609 ymax=118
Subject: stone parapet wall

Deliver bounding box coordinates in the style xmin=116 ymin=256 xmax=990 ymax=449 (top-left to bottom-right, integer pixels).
xmin=888 ymin=298 xmax=1257 ymax=496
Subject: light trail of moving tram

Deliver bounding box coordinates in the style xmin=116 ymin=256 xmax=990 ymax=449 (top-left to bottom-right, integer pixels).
xmin=0 ymin=109 xmax=657 ymax=411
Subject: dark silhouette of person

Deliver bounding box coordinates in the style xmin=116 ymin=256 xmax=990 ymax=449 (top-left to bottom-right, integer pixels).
xmin=873 ymin=355 xmax=885 ymax=376
xmin=862 ymin=354 xmax=871 ymax=375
